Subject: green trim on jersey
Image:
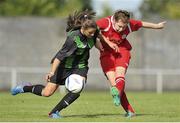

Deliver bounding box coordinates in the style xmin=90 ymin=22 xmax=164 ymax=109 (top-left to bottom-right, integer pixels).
xmin=78 ymin=50 xmax=88 ymax=68
xmin=74 ymin=36 xmax=86 ymax=48
xmin=63 ymin=30 xmax=96 ymax=69
xmin=64 ymin=56 xmax=74 ymax=68
xmin=78 ymin=63 xmax=86 ymax=68
xmin=87 ymin=38 xmax=95 ymax=48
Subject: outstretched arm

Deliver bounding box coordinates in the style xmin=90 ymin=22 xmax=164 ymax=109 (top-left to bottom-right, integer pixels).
xmin=142 ymin=21 xmax=166 ymax=29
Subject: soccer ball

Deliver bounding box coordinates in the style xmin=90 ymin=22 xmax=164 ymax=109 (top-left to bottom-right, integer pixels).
xmin=65 ymin=74 xmax=85 ymax=93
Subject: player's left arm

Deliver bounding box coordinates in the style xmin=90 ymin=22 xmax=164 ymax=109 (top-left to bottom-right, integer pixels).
xmin=94 ymin=29 xmax=103 ymax=51
xmin=95 ymin=38 xmax=104 ymax=51
xmin=142 ymin=21 xmax=166 ymax=29
xmin=97 ymin=32 xmax=119 ymax=52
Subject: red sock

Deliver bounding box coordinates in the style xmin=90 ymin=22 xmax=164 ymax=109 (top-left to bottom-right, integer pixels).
xmin=115 ymin=76 xmax=135 ymax=113
xmin=115 ymin=76 xmax=125 ymax=96
xmin=121 ymin=91 xmax=135 ymax=113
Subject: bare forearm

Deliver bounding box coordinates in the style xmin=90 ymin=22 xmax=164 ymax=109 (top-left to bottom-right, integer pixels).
xmin=95 ymin=38 xmax=104 ymax=51
xmin=142 ymin=21 xmax=166 ymax=29
xmin=98 ymin=34 xmax=110 ymax=44
xmin=50 ymin=58 xmax=61 ymax=74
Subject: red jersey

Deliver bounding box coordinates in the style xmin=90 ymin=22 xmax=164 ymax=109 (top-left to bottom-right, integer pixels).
xmin=96 ymin=16 xmax=142 ymax=51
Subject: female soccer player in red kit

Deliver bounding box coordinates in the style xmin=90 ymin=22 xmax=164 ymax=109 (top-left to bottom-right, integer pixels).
xmin=96 ymin=10 xmax=166 ymax=118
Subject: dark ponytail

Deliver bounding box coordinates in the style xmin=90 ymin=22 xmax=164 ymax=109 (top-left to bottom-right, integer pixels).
xmin=66 ymin=10 xmax=97 ymax=32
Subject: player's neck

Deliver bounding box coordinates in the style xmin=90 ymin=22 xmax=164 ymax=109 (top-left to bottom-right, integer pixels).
xmin=80 ymin=28 xmax=85 ymax=36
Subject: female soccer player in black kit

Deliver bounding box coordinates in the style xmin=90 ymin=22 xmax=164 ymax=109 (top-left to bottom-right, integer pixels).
xmin=11 ymin=10 xmax=103 ymax=118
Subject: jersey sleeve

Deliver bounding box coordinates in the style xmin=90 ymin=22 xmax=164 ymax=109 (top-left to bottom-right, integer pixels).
xmin=96 ymin=17 xmax=109 ymax=31
xmin=129 ymin=19 xmax=143 ymax=31
xmin=51 ymin=36 xmax=77 ymax=63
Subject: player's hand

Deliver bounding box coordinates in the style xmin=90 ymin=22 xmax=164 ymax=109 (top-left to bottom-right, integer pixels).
xmin=100 ymin=35 xmax=119 ymax=52
xmin=108 ymin=41 xmax=119 ymax=52
xmin=157 ymin=21 xmax=166 ymax=29
xmin=45 ymin=72 xmax=54 ymax=82
xmin=104 ymin=37 xmax=119 ymax=52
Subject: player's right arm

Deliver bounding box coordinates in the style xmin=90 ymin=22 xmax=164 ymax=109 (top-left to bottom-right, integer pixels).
xmin=46 ymin=58 xmax=61 ymax=82
xmin=46 ymin=36 xmax=77 ymax=82
xmin=96 ymin=18 xmax=119 ymax=52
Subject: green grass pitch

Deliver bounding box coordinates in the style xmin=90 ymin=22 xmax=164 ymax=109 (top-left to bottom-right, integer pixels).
xmin=0 ymin=91 xmax=180 ymax=122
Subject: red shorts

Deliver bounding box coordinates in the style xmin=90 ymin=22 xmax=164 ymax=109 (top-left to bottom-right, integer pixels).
xmin=100 ymin=49 xmax=131 ymax=73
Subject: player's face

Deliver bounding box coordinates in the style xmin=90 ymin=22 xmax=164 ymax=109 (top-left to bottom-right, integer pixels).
xmin=114 ymin=19 xmax=128 ymax=32
xmin=83 ymin=27 xmax=96 ymax=38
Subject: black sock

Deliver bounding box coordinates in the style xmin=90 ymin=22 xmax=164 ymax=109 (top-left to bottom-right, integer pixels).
xmin=49 ymin=92 xmax=80 ymax=114
xmin=23 ymin=84 xmax=45 ymax=96
xmin=23 ymin=86 xmax=33 ymax=92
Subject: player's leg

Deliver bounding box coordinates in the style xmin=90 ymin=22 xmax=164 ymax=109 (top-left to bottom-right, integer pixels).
xmin=11 ymin=82 xmax=59 ymax=97
xmin=11 ymin=67 xmax=61 ymax=96
xmin=121 ymin=92 xmax=135 ymax=118
xmin=41 ymin=82 xmax=59 ymax=97
xmin=11 ymin=82 xmax=32 ymax=95
xmin=115 ymin=50 xmax=135 ymax=117
xmin=115 ymin=50 xmax=130 ymax=95
xmin=106 ymin=71 xmax=120 ymax=106
xmin=115 ymin=66 xmax=126 ymax=96
xmin=115 ymin=68 xmax=135 ymax=117
xmin=114 ymin=50 xmax=130 ymax=107
xmin=100 ymin=52 xmax=120 ymax=106
xmin=115 ymin=67 xmax=131 ymax=111
xmin=49 ymin=74 xmax=85 ymax=118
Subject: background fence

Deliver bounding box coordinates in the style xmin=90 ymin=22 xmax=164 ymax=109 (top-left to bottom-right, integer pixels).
xmin=1 ymin=66 xmax=180 ymax=93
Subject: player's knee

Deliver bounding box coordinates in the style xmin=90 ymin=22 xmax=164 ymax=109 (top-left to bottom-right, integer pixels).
xmin=41 ymin=90 xmax=53 ymax=97
xmin=116 ymin=67 xmax=126 ymax=77
xmin=65 ymin=74 xmax=85 ymax=93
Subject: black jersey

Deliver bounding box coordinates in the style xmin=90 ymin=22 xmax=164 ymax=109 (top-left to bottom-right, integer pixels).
xmin=51 ymin=29 xmax=98 ymax=69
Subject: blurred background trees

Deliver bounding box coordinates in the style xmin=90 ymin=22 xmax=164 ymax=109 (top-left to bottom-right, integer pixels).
xmin=0 ymin=0 xmax=179 ymax=19
xmin=0 ymin=0 xmax=92 ymax=17
xmin=140 ymin=0 xmax=180 ymax=19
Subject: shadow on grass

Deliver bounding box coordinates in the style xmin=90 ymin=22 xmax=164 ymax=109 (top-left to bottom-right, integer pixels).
xmin=135 ymin=113 xmax=154 ymax=117
xmin=63 ymin=113 xmax=154 ymax=118
xmin=63 ymin=113 xmax=119 ymax=118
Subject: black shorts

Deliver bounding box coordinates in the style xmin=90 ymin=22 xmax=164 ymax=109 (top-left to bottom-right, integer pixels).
xmin=50 ymin=67 xmax=88 ymax=85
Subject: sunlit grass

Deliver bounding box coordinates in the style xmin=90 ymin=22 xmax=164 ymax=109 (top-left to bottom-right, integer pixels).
xmin=0 ymin=91 xmax=180 ymax=122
